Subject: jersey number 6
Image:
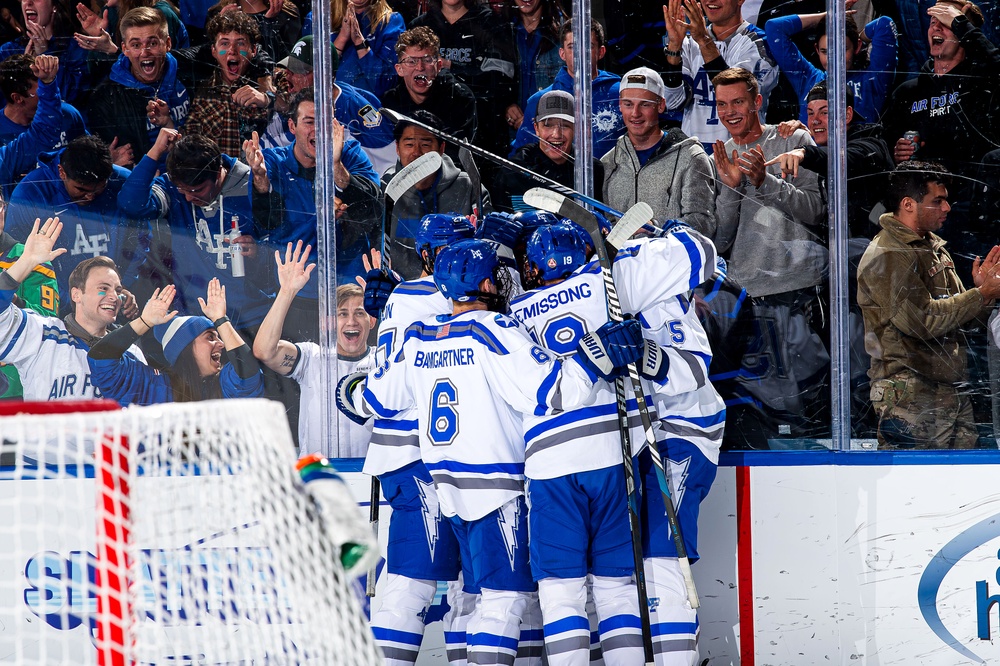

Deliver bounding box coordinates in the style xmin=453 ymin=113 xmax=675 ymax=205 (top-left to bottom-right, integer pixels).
xmin=429 ymin=379 xmax=459 ymax=446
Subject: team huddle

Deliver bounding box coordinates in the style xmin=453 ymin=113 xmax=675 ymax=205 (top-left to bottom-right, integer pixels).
xmin=337 ymin=207 xmax=722 ymax=666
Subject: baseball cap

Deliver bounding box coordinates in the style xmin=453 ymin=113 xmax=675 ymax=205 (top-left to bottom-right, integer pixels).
xmin=620 ymin=67 xmax=665 ymax=99
xmin=279 ymin=35 xmax=340 ymax=75
xmin=536 ymin=90 xmax=574 ymax=123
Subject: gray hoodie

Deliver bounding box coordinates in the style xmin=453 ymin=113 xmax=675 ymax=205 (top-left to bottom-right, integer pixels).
xmin=714 ymin=126 xmax=826 ymax=298
xmin=601 ymin=128 xmax=718 ymax=239
xmin=382 ymin=152 xmax=491 ymax=280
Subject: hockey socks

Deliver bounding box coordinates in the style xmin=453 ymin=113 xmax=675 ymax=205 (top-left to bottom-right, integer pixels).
xmin=370 ymin=574 xmax=437 ymax=665
xmin=644 ymin=558 xmax=699 ymax=666
xmin=466 ymin=588 xmax=531 ymax=665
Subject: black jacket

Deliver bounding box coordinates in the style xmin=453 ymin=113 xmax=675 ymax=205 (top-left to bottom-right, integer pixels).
xmin=799 ymin=122 xmax=893 ymax=238
xmin=382 ymin=69 xmax=479 ymax=151
xmin=495 ymin=143 xmax=604 ymax=213
xmin=882 ymin=14 xmax=1000 ymax=172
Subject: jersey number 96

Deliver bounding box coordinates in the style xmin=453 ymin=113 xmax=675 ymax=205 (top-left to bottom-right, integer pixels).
xmin=429 ymin=379 xmax=459 ymax=446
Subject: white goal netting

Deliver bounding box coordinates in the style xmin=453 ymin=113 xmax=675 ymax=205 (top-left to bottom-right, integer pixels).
xmin=0 ymin=399 xmax=382 ymax=665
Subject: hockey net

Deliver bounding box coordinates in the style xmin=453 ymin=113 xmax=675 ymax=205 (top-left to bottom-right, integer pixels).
xmin=0 ymin=398 xmax=382 ymax=665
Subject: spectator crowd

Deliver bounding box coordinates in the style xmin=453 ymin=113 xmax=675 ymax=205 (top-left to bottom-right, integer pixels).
xmin=0 ymin=0 xmax=997 ymax=452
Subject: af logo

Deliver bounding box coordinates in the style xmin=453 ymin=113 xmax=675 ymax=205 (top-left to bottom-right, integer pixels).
xmin=71 ymin=224 xmax=109 ymax=256
xmin=471 ymin=249 xmax=483 ymax=259
xmin=358 ymin=104 xmax=382 ymax=128
xmin=194 ymin=218 xmax=231 ymax=269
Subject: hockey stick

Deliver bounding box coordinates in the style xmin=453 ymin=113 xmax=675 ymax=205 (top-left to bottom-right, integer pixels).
xmin=457 ymin=147 xmax=482 ymax=219
xmin=380 ymin=151 xmax=444 ymax=265
xmin=525 ymin=191 xmax=658 ymax=663
xmin=379 ymin=108 xmax=629 ymax=220
xmin=366 ymin=151 xmax=443 ymax=597
xmin=523 ymin=188 xmax=701 ymax=610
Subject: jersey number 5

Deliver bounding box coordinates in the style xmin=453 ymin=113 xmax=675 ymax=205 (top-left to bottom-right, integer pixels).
xmin=429 ymin=379 xmax=459 ymax=446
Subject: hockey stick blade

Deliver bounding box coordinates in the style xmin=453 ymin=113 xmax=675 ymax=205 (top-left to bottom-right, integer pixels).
xmin=458 ymin=147 xmax=482 ymax=217
xmin=385 ymin=151 xmax=442 ymax=202
xmin=606 ymin=202 xmax=654 ymax=249
xmin=522 ymin=187 xmax=602 ymax=242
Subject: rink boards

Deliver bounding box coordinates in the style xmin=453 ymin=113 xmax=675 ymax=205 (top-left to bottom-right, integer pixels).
xmin=4 ymin=452 xmax=1000 ymax=665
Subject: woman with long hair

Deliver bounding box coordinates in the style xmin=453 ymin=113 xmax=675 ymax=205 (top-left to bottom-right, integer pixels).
xmin=502 ymin=0 xmax=564 ymax=115
xmin=88 ymin=279 xmax=264 ymax=405
xmin=0 ymin=0 xmax=89 ymax=104
xmin=308 ymin=0 xmax=403 ymax=98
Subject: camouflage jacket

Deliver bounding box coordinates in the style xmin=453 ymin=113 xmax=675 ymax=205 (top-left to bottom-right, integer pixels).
xmin=858 ymin=213 xmax=992 ymax=384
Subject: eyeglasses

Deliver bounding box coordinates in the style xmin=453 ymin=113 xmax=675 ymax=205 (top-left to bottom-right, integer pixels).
xmin=538 ymin=119 xmax=572 ymax=130
xmin=619 ymin=99 xmax=659 ymax=111
xmin=399 ymin=55 xmax=437 ymax=68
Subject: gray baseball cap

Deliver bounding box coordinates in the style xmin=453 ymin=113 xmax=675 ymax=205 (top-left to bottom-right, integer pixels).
xmin=536 ymin=90 xmax=575 ymax=123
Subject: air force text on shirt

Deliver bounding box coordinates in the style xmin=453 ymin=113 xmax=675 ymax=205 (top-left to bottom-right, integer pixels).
xmin=911 ymin=92 xmax=960 ymax=117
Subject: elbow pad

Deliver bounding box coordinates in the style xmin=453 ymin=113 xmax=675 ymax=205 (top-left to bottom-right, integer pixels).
xmin=335 ymin=371 xmax=370 ymax=425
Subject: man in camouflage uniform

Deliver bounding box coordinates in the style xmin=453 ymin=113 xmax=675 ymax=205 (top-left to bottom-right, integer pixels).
xmin=858 ymin=161 xmax=1000 ymax=449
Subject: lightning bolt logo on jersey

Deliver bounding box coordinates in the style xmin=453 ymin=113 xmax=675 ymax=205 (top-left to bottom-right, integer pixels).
xmin=415 ymin=476 xmax=441 ymax=561
xmin=496 ymin=499 xmax=522 ymax=571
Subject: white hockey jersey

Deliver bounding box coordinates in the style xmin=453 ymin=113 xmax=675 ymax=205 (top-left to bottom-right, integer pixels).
xmin=640 ymin=292 xmax=725 ymax=465
xmin=362 ymin=276 xmax=451 ymax=477
xmin=663 ymin=22 xmax=779 ymax=150
xmin=508 ymin=228 xmax=718 ymax=478
xmin=357 ymin=308 xmax=600 ymax=521
xmin=0 ymin=303 xmax=145 ymax=401
xmin=292 ymin=342 xmax=375 ymax=458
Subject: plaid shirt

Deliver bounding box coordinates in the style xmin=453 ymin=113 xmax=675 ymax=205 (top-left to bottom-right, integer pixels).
xmin=184 ymin=72 xmax=271 ymax=158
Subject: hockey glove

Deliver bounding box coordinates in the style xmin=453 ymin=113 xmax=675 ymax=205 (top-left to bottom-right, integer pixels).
xmin=335 ymin=371 xmax=370 ymax=425
xmin=363 ymin=268 xmax=401 ymax=318
xmin=638 ymin=340 xmax=670 ymax=383
xmin=575 ymin=319 xmax=643 ymax=381
xmin=477 ymin=212 xmax=523 ymax=259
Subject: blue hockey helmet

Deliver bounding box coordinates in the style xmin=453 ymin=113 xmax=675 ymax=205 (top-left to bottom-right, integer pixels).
xmin=414 ymin=213 xmax=475 ymax=273
xmin=434 ymin=239 xmax=514 ymax=311
xmin=525 ymin=223 xmax=589 ymax=286
xmin=512 ymin=209 xmax=561 ymax=240
xmin=560 ymin=219 xmax=596 ymax=258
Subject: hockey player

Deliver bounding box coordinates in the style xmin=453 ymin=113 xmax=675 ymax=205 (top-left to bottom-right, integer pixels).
xmin=340 ymin=237 xmax=646 ymax=666
xmin=0 ymin=217 xmax=146 ymax=401
xmin=358 ymin=213 xmax=473 ymax=666
xmin=509 ymin=222 xmax=718 ymax=665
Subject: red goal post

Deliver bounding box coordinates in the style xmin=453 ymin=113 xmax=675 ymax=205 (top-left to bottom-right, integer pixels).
xmin=0 ymin=398 xmax=381 ymax=665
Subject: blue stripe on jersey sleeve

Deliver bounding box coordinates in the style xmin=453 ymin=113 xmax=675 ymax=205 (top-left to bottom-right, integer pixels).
xmin=660 ymin=409 xmax=726 ymax=428
xmin=401 ymin=320 xmax=510 ymax=354
xmin=673 ymin=230 xmax=704 ymax=290
xmin=362 ymin=387 xmax=401 ymax=419
xmin=690 ymin=349 xmax=712 ymax=366
xmin=0 ymin=307 xmax=27 ymax=358
xmin=534 ymin=361 xmax=562 ymax=416
xmin=373 ymin=418 xmax=419 ymax=431
xmin=41 ymin=325 xmax=88 ymax=350
xmin=524 ymin=401 xmax=617 ymax=441
xmin=394 ymin=282 xmax=439 ymax=296
xmin=424 ymin=459 xmax=525 ymax=475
